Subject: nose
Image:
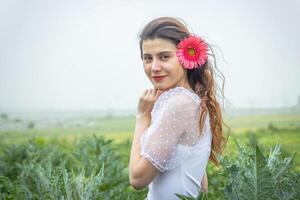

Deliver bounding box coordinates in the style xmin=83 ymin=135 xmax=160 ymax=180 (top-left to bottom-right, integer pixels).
xmin=151 ymin=59 xmax=162 ymax=72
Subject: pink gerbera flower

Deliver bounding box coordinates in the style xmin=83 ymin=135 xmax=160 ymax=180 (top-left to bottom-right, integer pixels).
xmin=176 ymin=35 xmax=209 ymax=69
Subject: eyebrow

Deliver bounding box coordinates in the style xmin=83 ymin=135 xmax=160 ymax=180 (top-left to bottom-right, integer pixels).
xmin=142 ymin=51 xmax=173 ymax=57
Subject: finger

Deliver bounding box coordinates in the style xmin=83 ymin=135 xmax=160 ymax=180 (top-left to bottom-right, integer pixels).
xmin=145 ymin=89 xmax=152 ymax=99
xmin=149 ymin=89 xmax=155 ymax=97
xmin=151 ymin=89 xmax=158 ymax=100
xmin=154 ymin=90 xmax=162 ymax=99
xmin=151 ymin=88 xmax=156 ymax=97
xmin=140 ymin=89 xmax=148 ymax=99
xmin=157 ymin=89 xmax=163 ymax=95
xmin=142 ymin=89 xmax=147 ymax=96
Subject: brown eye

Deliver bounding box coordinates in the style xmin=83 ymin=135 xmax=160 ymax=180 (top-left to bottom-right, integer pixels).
xmin=161 ymin=55 xmax=170 ymax=60
xmin=143 ymin=57 xmax=152 ymax=62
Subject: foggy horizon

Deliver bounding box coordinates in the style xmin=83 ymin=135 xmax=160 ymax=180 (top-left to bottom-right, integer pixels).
xmin=1 ymin=0 xmax=300 ymax=112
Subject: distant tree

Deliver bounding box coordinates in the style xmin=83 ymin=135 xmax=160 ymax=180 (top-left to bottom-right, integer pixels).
xmin=27 ymin=121 xmax=35 ymax=129
xmin=14 ymin=118 xmax=22 ymax=123
xmin=0 ymin=113 xmax=8 ymax=120
xmin=268 ymin=122 xmax=279 ymax=132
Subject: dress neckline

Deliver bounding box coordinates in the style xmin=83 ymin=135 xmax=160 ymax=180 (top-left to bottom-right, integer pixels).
xmin=169 ymin=86 xmax=197 ymax=94
xmin=165 ymin=86 xmax=200 ymax=102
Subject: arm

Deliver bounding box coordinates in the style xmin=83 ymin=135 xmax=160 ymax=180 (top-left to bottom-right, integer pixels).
xmin=129 ymin=89 xmax=191 ymax=189
xmin=129 ymin=89 xmax=162 ymax=190
xmin=129 ymin=114 xmax=159 ymax=190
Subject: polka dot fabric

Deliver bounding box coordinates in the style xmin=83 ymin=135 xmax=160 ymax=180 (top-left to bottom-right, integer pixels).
xmin=140 ymin=86 xmax=210 ymax=172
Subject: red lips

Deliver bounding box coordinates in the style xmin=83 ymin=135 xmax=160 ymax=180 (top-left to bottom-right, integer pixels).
xmin=152 ymin=75 xmax=166 ymax=82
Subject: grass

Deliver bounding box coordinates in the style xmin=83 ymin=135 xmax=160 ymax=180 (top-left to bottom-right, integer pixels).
xmin=0 ymin=113 xmax=299 ymax=199
xmin=224 ymin=114 xmax=300 ymax=133
xmin=1 ymin=113 xmax=299 ymax=170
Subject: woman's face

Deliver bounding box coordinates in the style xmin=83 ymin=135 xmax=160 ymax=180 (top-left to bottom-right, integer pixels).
xmin=141 ymin=38 xmax=188 ymax=90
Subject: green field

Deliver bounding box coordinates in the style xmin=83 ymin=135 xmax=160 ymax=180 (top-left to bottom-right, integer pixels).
xmin=0 ymin=113 xmax=299 ymax=199
xmin=1 ymin=113 xmax=299 ymax=156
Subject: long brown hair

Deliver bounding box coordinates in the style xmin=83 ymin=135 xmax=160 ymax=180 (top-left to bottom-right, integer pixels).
xmin=139 ymin=17 xmax=229 ymax=165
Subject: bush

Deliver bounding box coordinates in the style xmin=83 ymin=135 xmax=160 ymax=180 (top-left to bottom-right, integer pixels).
xmin=221 ymin=141 xmax=299 ymax=200
xmin=27 ymin=121 xmax=35 ymax=129
xmin=0 ymin=136 xmax=147 ymax=200
xmin=1 ymin=136 xmax=299 ymax=200
xmin=0 ymin=113 xmax=8 ymax=120
xmin=268 ymin=122 xmax=279 ymax=132
xmin=178 ymin=140 xmax=300 ymax=200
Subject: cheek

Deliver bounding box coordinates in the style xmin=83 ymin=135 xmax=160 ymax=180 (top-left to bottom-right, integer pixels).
xmin=169 ymin=61 xmax=184 ymax=76
xmin=143 ymin=64 xmax=151 ymax=77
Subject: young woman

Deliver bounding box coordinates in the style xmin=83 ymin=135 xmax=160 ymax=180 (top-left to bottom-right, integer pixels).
xmin=129 ymin=17 xmax=227 ymax=199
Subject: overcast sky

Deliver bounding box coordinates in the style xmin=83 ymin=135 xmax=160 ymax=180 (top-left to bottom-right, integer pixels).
xmin=0 ymin=0 xmax=299 ymax=111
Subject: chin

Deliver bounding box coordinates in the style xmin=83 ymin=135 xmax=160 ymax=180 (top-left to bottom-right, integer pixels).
xmin=151 ymin=79 xmax=175 ymax=90
xmin=155 ymin=86 xmax=164 ymax=90
xmin=152 ymin=84 xmax=170 ymax=91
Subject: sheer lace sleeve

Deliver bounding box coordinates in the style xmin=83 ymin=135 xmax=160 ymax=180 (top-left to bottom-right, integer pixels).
xmin=140 ymin=89 xmax=199 ymax=172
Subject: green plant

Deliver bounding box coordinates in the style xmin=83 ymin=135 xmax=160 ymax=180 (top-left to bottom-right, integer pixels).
xmin=221 ymin=140 xmax=299 ymax=200
xmin=268 ymin=122 xmax=280 ymax=132
xmin=177 ymin=140 xmax=300 ymax=200
xmin=0 ymin=136 xmax=147 ymax=200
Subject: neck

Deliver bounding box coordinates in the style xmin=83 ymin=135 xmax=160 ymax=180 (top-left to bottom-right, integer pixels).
xmin=177 ymin=77 xmax=193 ymax=91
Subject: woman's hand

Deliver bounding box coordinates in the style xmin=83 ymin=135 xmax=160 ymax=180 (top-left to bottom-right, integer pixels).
xmin=137 ymin=89 xmax=163 ymax=118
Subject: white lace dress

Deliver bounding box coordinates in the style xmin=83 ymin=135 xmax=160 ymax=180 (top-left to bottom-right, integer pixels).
xmin=140 ymin=87 xmax=212 ymax=200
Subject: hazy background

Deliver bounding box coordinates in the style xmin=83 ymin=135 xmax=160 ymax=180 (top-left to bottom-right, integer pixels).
xmin=0 ymin=0 xmax=299 ymax=114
